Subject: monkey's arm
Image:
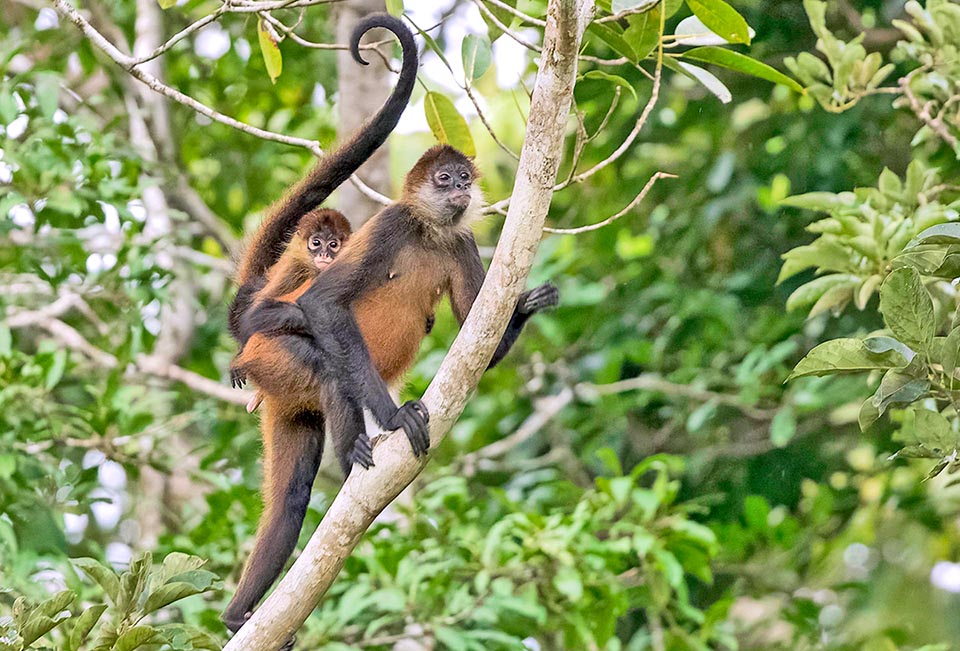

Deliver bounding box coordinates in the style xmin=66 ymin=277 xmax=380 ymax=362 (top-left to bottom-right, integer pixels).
xmin=449 ymin=232 xmax=558 ymax=368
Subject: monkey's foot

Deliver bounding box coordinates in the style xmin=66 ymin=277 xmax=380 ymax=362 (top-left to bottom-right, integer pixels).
xmin=350 ymin=434 xmax=375 ymax=470
xmin=230 ymin=367 xmax=247 ymax=389
xmin=390 ymin=400 xmax=430 ymax=457
xmin=521 ymin=283 xmax=559 ymax=314
xmin=280 ymin=635 xmax=296 ymax=651
xmin=222 ymin=608 xmax=251 ymax=634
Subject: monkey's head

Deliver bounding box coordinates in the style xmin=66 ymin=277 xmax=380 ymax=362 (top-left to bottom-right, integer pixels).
xmin=297 ymin=209 xmax=352 ymax=270
xmin=404 ymin=145 xmax=482 ymax=226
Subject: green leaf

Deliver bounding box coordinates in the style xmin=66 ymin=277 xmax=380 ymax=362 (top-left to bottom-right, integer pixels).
xmin=612 ymin=0 xmax=659 ymax=11
xmin=159 ymin=552 xmax=206 ymax=584
xmin=385 ymin=0 xmax=403 ymax=17
xmin=942 ymin=326 xmax=960 ymax=378
xmin=461 ymin=34 xmax=492 ymax=82
xmin=553 ymin=566 xmax=584 ymax=601
xmin=113 ymin=625 xmax=164 ymax=651
xmin=73 ymin=558 xmax=120 ymax=603
xmin=583 ymin=71 xmax=638 ymax=101
xmin=862 ymin=336 xmax=915 ymax=362
xmin=676 ymin=61 xmax=732 ymax=103
xmin=481 ymin=0 xmax=517 ymax=42
xmin=780 ymin=191 xmax=856 ymax=211
xmin=785 ymin=274 xmax=859 ymax=313
xmin=258 ymin=18 xmax=282 ymax=84
xmin=68 ymin=605 xmax=108 ymax=651
xmin=788 ymin=338 xmax=907 ymax=380
xmin=21 ymin=616 xmax=60 ymax=647
xmin=913 ymin=409 xmax=956 ymax=453
xmin=157 ymin=0 xmax=177 ymax=8
xmin=587 ymin=23 xmax=638 ymax=62
xmin=909 ymin=223 xmax=960 ymax=247
xmin=623 ymin=8 xmax=662 ymax=61
xmin=423 ymin=92 xmax=476 ymax=157
xmin=685 ymin=0 xmax=751 ymax=44
xmin=770 ymin=407 xmax=796 ymax=447
xmin=879 ymin=267 xmax=935 ymax=353
xmin=45 ymin=348 xmax=68 ymax=390
xmin=142 ymin=582 xmax=205 ymax=615
xmin=34 ymin=73 xmax=61 ymax=118
xmin=681 ymin=47 xmax=804 ymax=93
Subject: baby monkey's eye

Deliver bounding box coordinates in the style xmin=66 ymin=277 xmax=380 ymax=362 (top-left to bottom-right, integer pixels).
xmin=438 ymin=172 xmax=451 ymax=182
xmin=311 ymin=238 xmax=322 ymax=248
xmin=460 ymin=172 xmax=470 ymax=180
xmin=330 ymin=240 xmax=340 ymax=250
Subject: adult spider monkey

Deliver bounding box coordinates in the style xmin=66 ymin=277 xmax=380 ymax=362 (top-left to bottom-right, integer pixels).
xmin=222 ymin=12 xmax=418 ymax=633
xmin=227 ymin=145 xmax=557 ymax=633
xmin=241 ymin=142 xmax=559 ymax=467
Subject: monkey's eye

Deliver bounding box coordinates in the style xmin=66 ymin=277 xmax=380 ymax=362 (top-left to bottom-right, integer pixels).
xmin=330 ymin=240 xmax=340 ymax=250
xmin=459 ymin=172 xmax=470 ymax=180
xmin=311 ymin=237 xmax=322 ymax=248
xmin=437 ymin=172 xmax=451 ymax=182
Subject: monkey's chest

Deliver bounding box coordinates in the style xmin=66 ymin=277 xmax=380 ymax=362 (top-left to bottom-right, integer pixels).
xmin=353 ymin=256 xmax=448 ymax=383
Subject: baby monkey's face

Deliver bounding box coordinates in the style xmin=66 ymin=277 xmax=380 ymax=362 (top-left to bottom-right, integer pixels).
xmin=306 ymin=229 xmax=344 ymax=270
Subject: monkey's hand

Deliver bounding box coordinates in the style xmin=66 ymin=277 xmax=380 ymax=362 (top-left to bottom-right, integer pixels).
xmin=230 ymin=366 xmax=247 ymax=389
xmin=388 ymin=400 xmax=430 ymax=457
xmin=518 ymin=282 xmax=559 ymax=316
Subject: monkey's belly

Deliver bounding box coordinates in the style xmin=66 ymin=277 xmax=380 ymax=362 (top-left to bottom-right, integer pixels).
xmin=354 ymin=291 xmax=433 ymax=384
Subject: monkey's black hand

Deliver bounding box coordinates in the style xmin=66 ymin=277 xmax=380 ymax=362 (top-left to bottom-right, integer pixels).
xmin=519 ymin=282 xmax=559 ymax=316
xmin=230 ymin=367 xmax=247 ymax=389
xmin=351 ymin=434 xmax=375 ymax=470
xmin=389 ymin=400 xmax=430 ymax=457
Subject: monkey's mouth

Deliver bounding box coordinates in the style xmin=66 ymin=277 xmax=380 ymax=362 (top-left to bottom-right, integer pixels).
xmin=314 ymin=258 xmax=332 ymax=270
xmin=448 ymin=192 xmax=472 ymax=211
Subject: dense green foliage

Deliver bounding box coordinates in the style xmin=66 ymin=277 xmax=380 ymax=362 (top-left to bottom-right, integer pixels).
xmin=3 ymin=0 xmax=960 ymax=650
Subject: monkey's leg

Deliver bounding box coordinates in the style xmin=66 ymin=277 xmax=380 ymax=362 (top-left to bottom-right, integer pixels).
xmin=302 ymin=298 xmax=431 ymax=456
xmin=328 ymin=389 xmax=373 ymax=475
xmin=222 ymin=402 xmax=324 ymax=633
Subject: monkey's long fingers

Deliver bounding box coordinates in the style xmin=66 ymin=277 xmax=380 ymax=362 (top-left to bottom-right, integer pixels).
xmin=398 ymin=401 xmax=430 ymax=457
xmin=351 ymin=435 xmax=375 ymax=470
xmin=522 ymin=283 xmax=560 ymax=314
xmin=230 ymin=368 xmax=247 ymax=389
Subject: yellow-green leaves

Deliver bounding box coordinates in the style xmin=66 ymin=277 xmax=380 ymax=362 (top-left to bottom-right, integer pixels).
xmin=157 ymin=0 xmax=177 ymax=8
xmin=258 ymin=17 xmax=282 ymax=84
xmin=686 ymin=0 xmax=751 ymax=45
xmin=424 ymin=92 xmax=476 ymax=157
xmin=386 ymin=0 xmax=404 ymax=17
xmin=462 ymin=34 xmax=493 ymax=82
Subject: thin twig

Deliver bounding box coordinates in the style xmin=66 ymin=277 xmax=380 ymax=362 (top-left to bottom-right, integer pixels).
xmin=481 ymin=0 xmax=547 ymax=27
xmin=899 ymin=73 xmax=960 ymax=150
xmin=486 ymin=46 xmax=664 ymax=214
xmin=471 ymin=0 xmax=542 ymax=52
xmin=543 ymin=171 xmax=674 ymax=234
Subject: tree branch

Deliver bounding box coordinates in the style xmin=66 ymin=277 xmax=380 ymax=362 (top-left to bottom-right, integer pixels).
xmin=221 ymin=1 xmax=596 ymax=648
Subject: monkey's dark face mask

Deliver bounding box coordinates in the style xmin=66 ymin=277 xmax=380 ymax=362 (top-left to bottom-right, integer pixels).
xmin=307 ymin=232 xmax=343 ymax=270
xmin=433 ymin=165 xmax=475 ymax=221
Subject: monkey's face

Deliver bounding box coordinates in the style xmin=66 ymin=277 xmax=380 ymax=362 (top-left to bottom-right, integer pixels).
xmin=306 ymin=230 xmax=344 ymax=270
xmin=432 ymin=162 xmax=478 ymax=222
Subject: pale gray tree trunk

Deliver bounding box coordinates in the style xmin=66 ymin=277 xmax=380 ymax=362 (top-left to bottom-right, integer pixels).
xmin=334 ymin=0 xmax=393 ymax=227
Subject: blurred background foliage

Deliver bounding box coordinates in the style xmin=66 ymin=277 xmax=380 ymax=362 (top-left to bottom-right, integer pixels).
xmin=2 ymin=0 xmax=960 ymax=649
